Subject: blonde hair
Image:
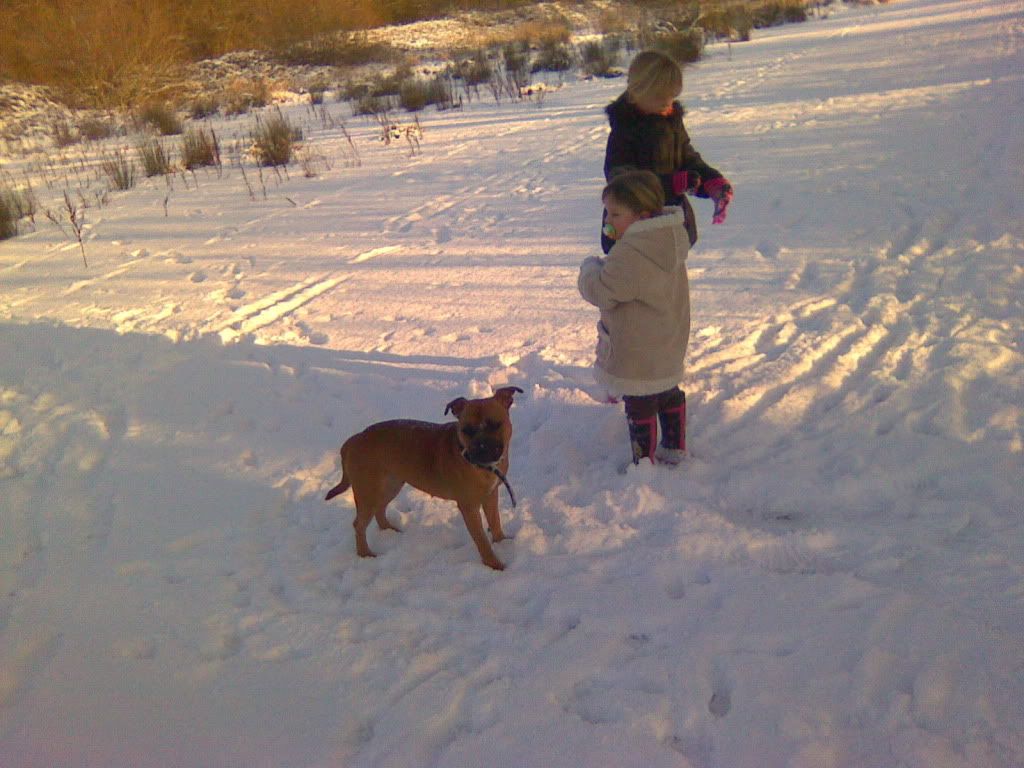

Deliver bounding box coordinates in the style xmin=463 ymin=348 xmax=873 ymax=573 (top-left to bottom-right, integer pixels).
xmin=625 ymin=50 xmax=683 ymax=105
xmin=603 ymin=170 xmax=665 ymax=216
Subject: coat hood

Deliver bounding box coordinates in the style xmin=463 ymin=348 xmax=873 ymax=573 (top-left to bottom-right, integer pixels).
xmin=615 ymin=207 xmax=689 ymax=272
xmin=605 ymin=94 xmax=685 ymax=129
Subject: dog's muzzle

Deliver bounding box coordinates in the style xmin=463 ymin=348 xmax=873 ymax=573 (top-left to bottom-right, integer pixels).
xmin=462 ymin=438 xmax=504 ymax=467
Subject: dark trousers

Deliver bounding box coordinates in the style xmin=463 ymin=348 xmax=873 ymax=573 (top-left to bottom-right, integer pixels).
xmin=623 ymin=387 xmax=685 ymax=420
xmin=623 ymin=386 xmax=687 ymax=462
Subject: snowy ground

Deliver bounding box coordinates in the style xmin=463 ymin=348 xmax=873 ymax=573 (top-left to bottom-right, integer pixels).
xmin=1 ymin=0 xmax=1023 ymax=765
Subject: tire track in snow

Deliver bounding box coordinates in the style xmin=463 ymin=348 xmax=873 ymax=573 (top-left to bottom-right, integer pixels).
xmin=383 ymin=121 xmax=604 ymax=239
xmin=698 ymin=198 xmax=979 ymax=467
xmin=212 ymin=273 xmax=349 ymax=343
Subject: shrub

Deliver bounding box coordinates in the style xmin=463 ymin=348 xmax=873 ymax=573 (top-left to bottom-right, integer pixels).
xmin=138 ymin=102 xmax=183 ymax=135
xmin=0 ymin=193 xmax=18 ymax=240
xmin=699 ymin=4 xmax=752 ymax=40
xmin=52 ymin=120 xmax=80 ymax=148
xmin=455 ymin=52 xmax=493 ymax=87
xmin=0 ymin=0 xmax=185 ymax=108
xmin=369 ymin=65 xmax=413 ymax=98
xmin=222 ymin=77 xmax=271 ymax=116
xmin=189 ymin=95 xmax=220 ymax=120
xmin=100 ymin=149 xmax=137 ymax=190
xmin=502 ymin=42 xmax=531 ymax=89
xmin=352 ymin=94 xmax=391 ymax=116
xmin=399 ymin=75 xmax=453 ymax=112
xmin=79 ymin=117 xmax=118 ymax=140
xmin=512 ymin=19 xmax=571 ymax=47
xmin=338 ymin=80 xmax=370 ymax=102
xmin=308 ymin=80 xmax=328 ymax=105
xmin=649 ymin=28 xmax=704 ymax=64
xmin=532 ymin=40 xmax=574 ymax=73
xmin=580 ymin=40 xmax=620 ymax=78
xmin=137 ymin=138 xmax=175 ymax=177
xmin=0 ymin=183 xmax=36 ymax=240
xmin=251 ymin=111 xmax=301 ymax=166
xmin=181 ymin=126 xmax=220 ymax=169
xmin=276 ymin=32 xmax=399 ymax=67
xmin=597 ymin=8 xmax=636 ymax=35
xmin=754 ymin=0 xmax=807 ymax=27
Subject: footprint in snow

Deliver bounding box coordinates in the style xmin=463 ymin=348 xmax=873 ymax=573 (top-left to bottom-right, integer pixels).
xmin=708 ymin=658 xmax=733 ymax=718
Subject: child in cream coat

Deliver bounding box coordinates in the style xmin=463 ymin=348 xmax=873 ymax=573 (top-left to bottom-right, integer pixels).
xmin=579 ymin=170 xmax=691 ymax=465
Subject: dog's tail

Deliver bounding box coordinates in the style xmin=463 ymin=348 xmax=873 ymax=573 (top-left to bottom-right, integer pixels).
xmin=324 ymin=474 xmax=350 ymax=501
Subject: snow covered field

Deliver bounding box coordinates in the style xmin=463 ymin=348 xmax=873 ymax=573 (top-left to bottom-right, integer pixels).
xmin=1 ymin=0 xmax=1022 ymax=765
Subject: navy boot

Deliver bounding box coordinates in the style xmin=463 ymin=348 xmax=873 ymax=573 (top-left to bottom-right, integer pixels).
xmin=655 ymin=391 xmax=686 ymax=465
xmin=627 ymin=415 xmax=657 ymax=465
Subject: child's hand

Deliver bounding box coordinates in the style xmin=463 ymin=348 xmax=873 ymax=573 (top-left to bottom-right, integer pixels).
xmin=704 ymin=177 xmax=733 ymax=224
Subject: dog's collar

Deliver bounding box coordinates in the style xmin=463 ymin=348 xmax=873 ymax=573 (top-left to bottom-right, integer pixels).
xmin=463 ymin=452 xmax=517 ymax=507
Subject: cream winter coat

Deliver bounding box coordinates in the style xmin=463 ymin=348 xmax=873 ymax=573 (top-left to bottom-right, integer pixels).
xmin=577 ymin=207 xmax=690 ymax=397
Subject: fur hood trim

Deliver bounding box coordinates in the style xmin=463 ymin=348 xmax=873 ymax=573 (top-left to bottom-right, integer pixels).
xmin=605 ymin=94 xmax=685 ymax=127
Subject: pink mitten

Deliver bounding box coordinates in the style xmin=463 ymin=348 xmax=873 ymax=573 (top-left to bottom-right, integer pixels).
xmin=703 ymin=177 xmax=734 ymax=224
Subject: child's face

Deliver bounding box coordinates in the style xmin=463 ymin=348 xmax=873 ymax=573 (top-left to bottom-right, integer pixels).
xmin=632 ymin=92 xmax=675 ymax=116
xmin=604 ymin=197 xmax=648 ymax=240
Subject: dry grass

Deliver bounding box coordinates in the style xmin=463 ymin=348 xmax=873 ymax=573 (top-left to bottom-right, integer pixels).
xmin=100 ymin=149 xmax=137 ymax=190
xmin=0 ymin=183 xmax=37 ymax=240
xmin=0 ymin=0 xmax=186 ymax=108
xmin=0 ymin=0 xmax=813 ymax=109
xmin=180 ymin=126 xmax=220 ymax=170
xmin=137 ymin=138 xmax=175 ymax=177
xmin=250 ymin=111 xmax=301 ymax=167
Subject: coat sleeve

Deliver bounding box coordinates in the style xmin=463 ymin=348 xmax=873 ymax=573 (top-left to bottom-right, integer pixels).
xmin=578 ymin=248 xmax=642 ymax=309
xmin=676 ymin=122 xmax=724 ymax=197
xmin=603 ymin=128 xmax=638 ymax=180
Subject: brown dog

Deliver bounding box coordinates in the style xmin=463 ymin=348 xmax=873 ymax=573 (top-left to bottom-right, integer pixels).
xmin=324 ymin=386 xmax=523 ymax=570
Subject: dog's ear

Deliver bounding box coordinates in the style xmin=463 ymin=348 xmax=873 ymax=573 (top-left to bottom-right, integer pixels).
xmin=444 ymin=397 xmax=468 ymax=417
xmin=493 ymin=386 xmax=524 ymax=410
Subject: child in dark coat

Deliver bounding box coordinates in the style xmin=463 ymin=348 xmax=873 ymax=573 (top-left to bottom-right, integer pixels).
xmin=601 ymin=50 xmax=733 ymax=255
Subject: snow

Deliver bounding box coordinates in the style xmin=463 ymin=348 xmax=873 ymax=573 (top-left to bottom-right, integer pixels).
xmin=1 ymin=0 xmax=1023 ymax=765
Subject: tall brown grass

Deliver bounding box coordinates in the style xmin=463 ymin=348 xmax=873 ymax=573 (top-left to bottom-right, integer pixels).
xmin=0 ymin=0 xmax=806 ymax=109
xmin=0 ymin=0 xmax=525 ymax=107
xmin=0 ymin=0 xmax=186 ymax=108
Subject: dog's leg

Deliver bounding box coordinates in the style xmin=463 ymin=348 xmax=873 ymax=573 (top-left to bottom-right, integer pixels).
xmin=374 ymin=479 xmax=404 ymax=532
xmin=352 ymin=497 xmax=377 ymax=558
xmin=482 ymin=488 xmax=507 ymax=543
xmin=457 ymin=500 xmax=504 ymax=571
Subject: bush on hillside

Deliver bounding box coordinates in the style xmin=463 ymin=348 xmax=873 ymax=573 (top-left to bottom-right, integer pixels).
xmin=189 ymin=95 xmax=220 ymax=120
xmin=79 ymin=117 xmax=119 ymax=140
xmin=221 ymin=77 xmax=272 ymax=116
xmin=502 ymin=43 xmax=531 ymax=93
xmin=100 ymin=149 xmax=138 ymax=190
xmin=138 ymin=103 xmax=183 ymax=135
xmin=0 ymin=0 xmax=185 ymax=108
xmin=180 ymin=126 xmax=220 ymax=169
xmin=698 ymin=4 xmax=754 ymax=41
xmin=0 ymin=183 xmax=37 ymax=240
xmin=276 ymin=32 xmax=399 ymax=67
xmin=647 ymin=28 xmax=705 ymax=64
xmin=753 ymin=0 xmax=807 ymax=27
xmin=137 ymin=138 xmax=175 ymax=177
xmin=454 ymin=53 xmax=493 ymax=87
xmin=251 ymin=111 xmax=301 ymax=166
xmin=51 ymin=120 xmax=80 ymax=147
xmin=532 ymin=40 xmax=574 ymax=73
xmin=399 ymin=75 xmax=454 ymax=112
xmin=580 ymin=39 xmax=621 ymax=78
